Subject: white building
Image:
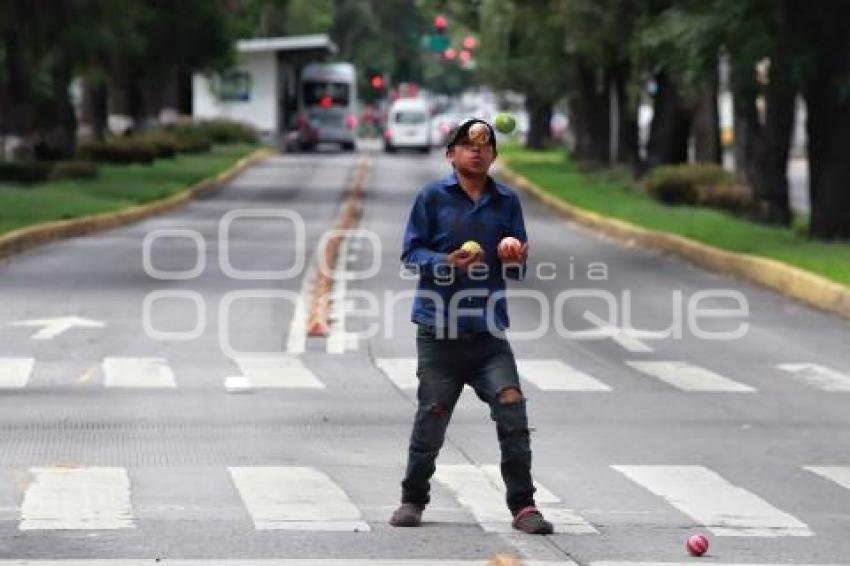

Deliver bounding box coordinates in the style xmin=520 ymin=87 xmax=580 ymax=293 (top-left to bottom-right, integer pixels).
xmin=192 ymin=34 xmax=337 ymax=145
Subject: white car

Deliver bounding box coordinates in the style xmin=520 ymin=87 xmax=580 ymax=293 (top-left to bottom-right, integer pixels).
xmin=384 ymin=98 xmax=431 ymax=153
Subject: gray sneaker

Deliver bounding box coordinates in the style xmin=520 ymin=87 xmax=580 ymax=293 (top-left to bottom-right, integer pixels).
xmin=389 ymin=502 xmax=425 ymax=527
xmin=512 ymin=506 xmax=554 ymax=534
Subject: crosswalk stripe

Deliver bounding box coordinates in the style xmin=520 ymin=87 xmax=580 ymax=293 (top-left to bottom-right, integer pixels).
xmin=626 ymin=361 xmax=756 ymax=392
xmin=228 ymin=466 xmax=368 ymax=531
xmin=0 ymin=561 xmax=577 ymax=565
xmin=102 ymin=357 xmax=176 ymax=388
xmin=435 ymin=464 xmax=596 ymax=534
xmin=778 ymin=364 xmax=850 ymax=391
xmin=804 ymin=466 xmax=850 ymax=490
xmin=612 ymin=465 xmax=812 ymax=537
xmin=232 ymin=356 xmax=324 ymax=389
xmin=376 ymin=357 xmax=418 ymax=389
xmin=0 ymin=357 xmax=34 ymax=388
xmin=19 ymin=466 xmax=134 ymax=530
xmin=517 ymin=359 xmax=612 ymax=392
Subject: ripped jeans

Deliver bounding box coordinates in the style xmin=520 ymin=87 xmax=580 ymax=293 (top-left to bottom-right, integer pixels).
xmin=400 ymin=323 xmax=536 ymax=514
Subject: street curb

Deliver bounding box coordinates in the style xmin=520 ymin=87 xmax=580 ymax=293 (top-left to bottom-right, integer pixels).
xmin=0 ymin=147 xmax=273 ymax=263
xmin=496 ymin=162 xmax=850 ymax=321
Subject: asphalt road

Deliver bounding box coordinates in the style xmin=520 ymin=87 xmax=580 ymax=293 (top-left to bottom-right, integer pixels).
xmin=0 ymin=139 xmax=848 ymax=566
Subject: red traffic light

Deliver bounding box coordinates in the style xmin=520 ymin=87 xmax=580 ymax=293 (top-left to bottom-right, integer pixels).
xmin=319 ymin=95 xmax=333 ymax=108
xmin=434 ymin=14 xmax=447 ymax=30
xmin=370 ymin=74 xmax=385 ymax=89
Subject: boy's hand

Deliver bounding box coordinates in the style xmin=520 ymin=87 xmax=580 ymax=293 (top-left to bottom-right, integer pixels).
xmin=498 ymin=242 xmax=528 ymax=264
xmin=447 ymin=248 xmax=484 ymax=272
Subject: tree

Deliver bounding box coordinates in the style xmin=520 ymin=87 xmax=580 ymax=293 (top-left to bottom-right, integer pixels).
xmin=330 ymin=0 xmax=428 ymax=100
xmin=476 ymin=0 xmax=570 ymax=149
xmin=636 ymin=1 xmax=723 ymax=168
xmin=110 ymin=0 xmax=235 ymax=129
xmin=797 ymin=1 xmax=850 ymax=239
xmin=0 ymin=0 xmax=142 ymax=158
xmin=562 ymin=0 xmax=641 ymax=164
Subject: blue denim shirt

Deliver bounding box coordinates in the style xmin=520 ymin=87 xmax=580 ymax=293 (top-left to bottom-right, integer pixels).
xmin=400 ymin=171 xmax=528 ymax=334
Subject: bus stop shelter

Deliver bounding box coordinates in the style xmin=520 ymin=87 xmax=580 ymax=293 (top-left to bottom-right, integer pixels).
xmin=192 ymin=34 xmax=338 ymax=147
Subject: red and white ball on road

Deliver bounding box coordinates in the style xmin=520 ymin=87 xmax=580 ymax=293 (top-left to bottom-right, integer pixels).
xmin=498 ymin=236 xmax=523 ymax=260
xmin=686 ymin=534 xmax=709 ymax=556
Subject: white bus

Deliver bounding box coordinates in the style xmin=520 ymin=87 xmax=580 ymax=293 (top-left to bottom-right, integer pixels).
xmin=295 ymin=62 xmax=358 ymax=151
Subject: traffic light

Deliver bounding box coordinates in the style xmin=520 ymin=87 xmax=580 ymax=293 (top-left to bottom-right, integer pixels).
xmin=434 ymin=14 xmax=447 ymax=32
xmin=370 ymin=74 xmax=385 ymax=90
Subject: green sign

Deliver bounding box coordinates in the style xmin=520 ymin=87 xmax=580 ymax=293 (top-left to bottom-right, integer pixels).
xmin=426 ymin=34 xmax=450 ymax=52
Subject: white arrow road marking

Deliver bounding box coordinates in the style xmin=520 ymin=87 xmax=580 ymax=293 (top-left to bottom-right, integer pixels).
xmin=228 ymin=466 xmax=369 ymax=531
xmin=626 ymin=361 xmax=756 ymax=392
xmin=435 ymin=464 xmax=597 ymax=534
xmin=613 ymin=465 xmax=812 ymax=537
xmin=576 ymin=311 xmax=667 ymax=353
xmin=778 ymin=364 xmax=850 ymax=392
xmin=19 ymin=466 xmax=134 ymax=530
xmin=804 ymin=466 xmax=850 ymax=490
xmin=10 ymin=316 xmax=105 ymax=340
xmin=0 ymin=357 xmax=34 ymax=388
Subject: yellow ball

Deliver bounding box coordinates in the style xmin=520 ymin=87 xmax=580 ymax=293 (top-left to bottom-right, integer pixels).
xmin=461 ymin=240 xmax=482 ymax=255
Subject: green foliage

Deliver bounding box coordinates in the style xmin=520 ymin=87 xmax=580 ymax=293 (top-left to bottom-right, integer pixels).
xmin=644 ymin=162 xmax=732 ymax=203
xmin=192 ymin=120 xmax=259 ymax=145
xmin=500 ymin=144 xmax=850 ymax=286
xmin=476 ymin=0 xmax=570 ymax=101
xmin=133 ymin=132 xmax=180 ymax=159
xmin=78 ymin=139 xmax=158 ymax=165
xmin=49 ymin=160 xmax=99 ymax=181
xmin=168 ymin=129 xmax=214 ymax=154
xmin=0 ymin=145 xmax=255 ymax=235
xmin=330 ymin=0 xmax=429 ymax=98
xmin=643 ymin=162 xmax=752 ymax=213
xmin=0 ymin=161 xmax=52 ymax=185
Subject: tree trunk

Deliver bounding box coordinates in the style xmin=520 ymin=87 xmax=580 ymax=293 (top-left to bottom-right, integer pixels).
xmin=612 ymin=64 xmax=639 ymax=167
xmin=646 ymin=71 xmax=691 ymax=167
xmin=525 ymin=92 xmax=553 ymax=150
xmin=32 ymin=61 xmax=76 ymax=159
xmin=569 ymin=58 xmax=609 ymax=163
xmin=804 ymin=53 xmax=850 ymax=239
xmin=692 ymin=73 xmax=721 ymax=163
xmin=732 ymin=86 xmax=762 ymax=189
xmin=797 ymin=0 xmax=850 ymax=239
xmin=91 ymin=81 xmax=109 ymax=140
xmin=730 ymin=0 xmax=796 ymax=226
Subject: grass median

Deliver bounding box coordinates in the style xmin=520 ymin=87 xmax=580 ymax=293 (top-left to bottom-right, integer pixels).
xmin=0 ymin=143 xmax=257 ymax=236
xmin=499 ymin=144 xmax=850 ymax=287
